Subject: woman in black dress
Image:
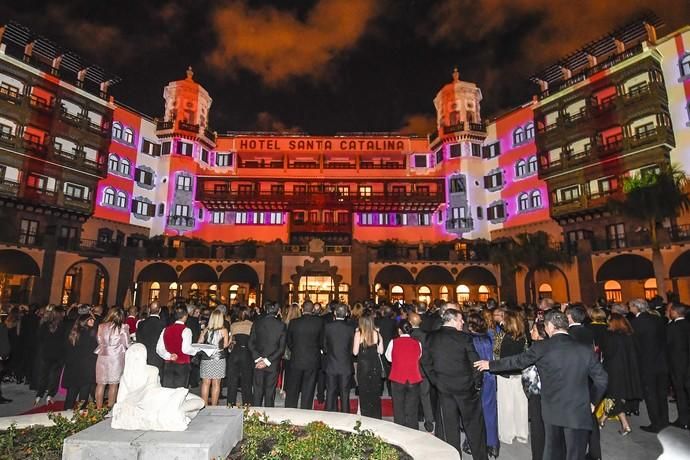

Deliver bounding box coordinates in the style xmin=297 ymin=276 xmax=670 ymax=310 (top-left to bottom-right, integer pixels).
xmin=63 ymin=314 xmax=98 ymax=410
xmin=34 ymin=306 xmax=66 ymax=406
xmin=227 ymin=308 xmax=254 ymax=406
xmin=599 ymin=313 xmax=642 ymax=435
xmin=353 ymin=312 xmax=383 ymax=419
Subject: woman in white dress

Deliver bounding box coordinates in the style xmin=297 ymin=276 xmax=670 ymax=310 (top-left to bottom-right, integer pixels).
xmin=199 ymin=309 xmax=230 ymax=406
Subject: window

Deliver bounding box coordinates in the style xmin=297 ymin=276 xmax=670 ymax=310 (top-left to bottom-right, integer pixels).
xmin=607 ymin=223 xmax=626 ymax=249
xmin=135 ymin=168 xmax=154 ymax=186
xmin=435 ymin=149 xmax=443 ymax=164
xmin=102 ymin=187 xmax=115 ymax=205
xmin=539 ymin=283 xmax=553 ymax=299
xmin=487 ymin=203 xmax=506 ymax=220
xmin=141 ymin=140 xmax=161 ymax=156
xmin=201 ymin=149 xmax=209 ymax=163
xmin=451 ymin=207 xmax=466 ymax=219
xmin=337 ymin=185 xmax=349 ymax=196
xmin=158 ymin=203 xmax=165 ymax=216
xmin=471 ymin=143 xmax=481 ymax=157
xmin=174 ymin=204 xmax=190 ymax=216
xmin=119 ymin=159 xmax=131 ymax=177
xmin=112 ymin=122 xmax=122 ymax=139
xmin=644 ymin=278 xmax=658 ymax=300
xmin=270 ymin=212 xmax=283 ymax=224
xmin=360 ymin=213 xmax=373 ymax=225
xmin=161 ymin=141 xmax=171 ymax=155
xmin=604 ymin=280 xmax=622 ymax=303
xmin=177 ymin=142 xmax=193 ymax=156
xmin=530 ymin=190 xmax=542 ymax=208
xmin=525 ymin=123 xmax=535 ymax=140
xmin=516 ymin=160 xmax=527 ymax=177
xmin=635 ymin=122 xmax=655 ymax=138
xmin=64 ymin=182 xmax=86 ymax=199
xmin=439 ymin=286 xmax=450 ymax=301
xmin=169 ymin=282 xmax=179 ymax=300
xmin=108 ymin=154 xmax=119 ymax=172
xmin=482 ymin=142 xmax=500 ymax=159
xmin=478 ymin=285 xmax=490 ymax=302
xmin=456 ymin=285 xmax=470 ymax=302
xmin=122 ymin=128 xmax=134 ymax=144
xmin=450 ymin=144 xmax=462 ymax=158
xmin=212 ymin=211 xmax=225 ymax=224
xmin=528 ymin=156 xmax=538 ymax=173
xmin=235 ymin=212 xmax=248 ymax=224
xmin=26 ymin=173 xmax=50 ymax=191
xmin=597 ymin=176 xmax=618 ymax=195
xmin=483 ymin=171 xmax=503 ymax=189
xmin=513 ymin=127 xmax=525 ymax=145
xmin=358 ymin=185 xmax=372 ymax=197
xmin=681 ymin=54 xmax=690 ymax=77
xmin=450 ymin=176 xmax=465 ymax=193
xmin=390 ymin=285 xmax=404 ymax=301
xmin=176 ymin=175 xmax=192 ymax=191
xmin=558 ymin=185 xmax=580 ymax=202
xmin=518 ymin=193 xmax=530 ymax=211
xmin=116 ymin=191 xmax=127 ymax=208
xmin=132 ymin=199 xmax=154 ymax=216
xmin=476 ymin=206 xmax=483 ymax=220
xmin=414 ymin=155 xmax=428 ymax=168
xmin=418 ymin=286 xmax=431 ymax=304
xmin=19 ymin=219 xmax=39 ymax=245
xmin=149 ymin=282 xmax=160 ymax=305
xmin=216 ymin=153 xmax=232 ymax=167
xmin=418 ymin=213 xmax=431 ymax=226
xmin=255 ymin=212 xmax=265 ymax=224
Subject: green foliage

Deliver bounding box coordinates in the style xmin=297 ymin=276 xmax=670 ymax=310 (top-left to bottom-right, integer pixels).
xmin=489 ymin=231 xmax=570 ymax=275
xmin=0 ymin=403 xmax=107 ymax=459
xmin=239 ymin=411 xmax=406 ymax=460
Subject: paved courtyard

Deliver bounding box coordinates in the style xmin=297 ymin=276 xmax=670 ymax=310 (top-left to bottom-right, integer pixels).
xmin=0 ymin=382 xmax=683 ymax=459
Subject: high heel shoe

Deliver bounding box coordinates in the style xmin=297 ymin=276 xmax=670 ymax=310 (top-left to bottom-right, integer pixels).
xmin=619 ymin=427 xmax=632 ymax=436
xmin=46 ymin=396 xmax=53 ymax=405
xmin=33 ymin=396 xmax=41 ymax=407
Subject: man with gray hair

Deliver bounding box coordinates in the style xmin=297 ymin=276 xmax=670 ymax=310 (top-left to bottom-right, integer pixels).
xmin=630 ymin=298 xmax=669 ymax=432
xmin=475 ymin=310 xmax=607 ymax=460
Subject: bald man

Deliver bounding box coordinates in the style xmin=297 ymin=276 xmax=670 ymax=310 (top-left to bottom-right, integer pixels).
xmin=410 ymin=312 xmax=435 ymax=432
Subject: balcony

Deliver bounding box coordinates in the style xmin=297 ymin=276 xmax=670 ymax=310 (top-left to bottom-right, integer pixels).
xmin=359 ymin=160 xmax=406 ymax=169
xmin=445 ymin=217 xmax=474 ymax=232
xmin=290 ymin=221 xmax=352 ymax=234
xmin=178 ymin=121 xmax=200 ymax=133
xmin=671 ymin=225 xmax=690 ymax=243
xmin=238 ymin=159 xmax=284 ymax=169
xmin=62 ymin=194 xmax=93 ymax=212
xmin=22 ymin=137 xmax=48 ymax=156
xmin=86 ymin=120 xmax=109 ymax=137
xmin=591 ymin=233 xmax=652 ymax=252
xmin=0 ymin=178 xmax=20 ymax=197
xmin=551 ymin=196 xmax=587 ymax=217
xmin=156 ymin=120 xmax=174 ymax=130
xmin=629 ymin=125 xmax=673 ymax=149
xmin=288 ymin=161 xmax=319 ymax=169
xmin=324 ymin=161 xmax=356 ymax=169
xmin=59 ymin=110 xmax=82 ymax=127
xmin=23 ymin=186 xmax=58 ymax=205
xmin=202 ymin=127 xmax=217 ymax=143
xmin=28 ymin=94 xmax=54 ymax=113
xmin=468 ymin=122 xmax=487 ymax=132
xmin=443 ymin=122 xmax=464 ymax=134
xmin=0 ymin=131 xmax=17 ymax=147
xmin=167 ymin=215 xmax=195 ymax=227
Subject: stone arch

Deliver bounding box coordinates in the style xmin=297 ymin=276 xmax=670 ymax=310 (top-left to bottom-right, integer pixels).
xmin=416 ymin=265 xmax=454 ymax=285
xmin=178 ymin=263 xmax=218 ymax=283
xmin=62 ymin=259 xmax=110 ymax=306
xmin=219 ymin=263 xmax=260 ymax=287
xmin=670 ymin=250 xmax=690 ymax=278
xmin=136 ymin=262 xmax=178 ymax=282
xmin=456 ymin=266 xmax=497 ymax=285
xmin=0 ymin=249 xmax=40 ymax=276
xmin=596 ymin=254 xmax=654 ymax=282
xmin=373 ymin=265 xmax=415 ymax=285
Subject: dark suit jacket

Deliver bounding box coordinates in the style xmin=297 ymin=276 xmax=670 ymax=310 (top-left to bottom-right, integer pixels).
xmin=422 ymin=326 xmax=482 ymax=396
xmin=631 ymin=312 xmax=668 ymax=375
xmin=569 ymin=324 xmax=595 ymax=349
xmin=410 ymin=327 xmax=430 ymax=377
xmin=323 ymin=319 xmax=354 ymax=375
xmin=136 ymin=315 xmax=165 ymax=368
xmin=248 ymin=315 xmax=287 ymax=369
xmin=490 ymin=333 xmax=608 ymax=430
xmin=420 ymin=312 xmax=441 ymax=333
xmin=0 ymin=323 xmax=10 ymax=358
xmin=667 ymin=318 xmax=690 ymax=377
xmin=287 ymin=314 xmax=324 ymax=370
xmin=375 ymin=317 xmax=398 ymax=351
xmin=186 ymin=316 xmax=202 ymax=343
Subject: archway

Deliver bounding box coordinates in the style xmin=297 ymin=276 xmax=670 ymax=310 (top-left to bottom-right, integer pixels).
xmin=418 ymin=286 xmax=431 ymax=304
xmin=456 ymin=266 xmax=497 ymax=286
xmin=391 ymin=285 xmax=404 ymax=301
xmin=597 ymin=254 xmax=653 ymax=302
xmin=644 ymin=279 xmax=657 ymax=300
xmin=0 ymin=249 xmax=39 ymax=303
xmin=525 ymin=264 xmax=571 ymax=304
xmin=416 ymin=266 xmax=454 ymax=285
xmin=478 ymin=285 xmax=490 ymax=302
xmin=670 ymin=250 xmax=690 ymax=302
xmin=179 ymin=264 xmax=218 ymax=283
xmin=439 ymin=285 xmax=450 ymax=301
xmin=136 ymin=262 xmax=178 ymax=307
xmin=456 ymin=284 xmax=470 ymax=302
xmin=62 ymin=259 xmax=109 ymax=306
xmin=219 ymin=263 xmax=260 ymax=305
xmin=604 ymin=280 xmax=622 ymax=303
xmin=374 ymin=265 xmax=415 ymax=285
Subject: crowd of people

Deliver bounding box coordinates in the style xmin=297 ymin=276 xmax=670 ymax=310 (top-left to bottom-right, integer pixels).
xmin=0 ymin=293 xmax=687 ymax=460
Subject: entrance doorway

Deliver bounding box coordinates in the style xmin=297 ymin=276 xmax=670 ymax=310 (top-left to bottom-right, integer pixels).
xmin=297 ymin=275 xmax=334 ymax=304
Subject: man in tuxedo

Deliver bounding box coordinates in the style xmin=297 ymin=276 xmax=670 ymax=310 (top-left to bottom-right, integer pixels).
xmin=422 ymin=308 xmax=487 ymax=459
xmin=136 ymin=302 xmax=166 ymax=373
xmin=248 ymin=302 xmax=286 ymax=407
xmin=667 ymin=302 xmax=690 ymax=429
xmin=323 ymin=303 xmax=354 ymax=413
xmin=566 ymin=304 xmax=600 ymax=460
xmin=476 ymin=309 xmax=608 ymax=460
xmin=285 ymin=301 xmax=324 ymax=409
xmin=629 ymin=298 xmax=669 ymax=432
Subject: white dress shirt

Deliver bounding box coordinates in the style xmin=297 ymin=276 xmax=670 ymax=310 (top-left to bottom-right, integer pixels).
xmin=156 ymin=321 xmax=196 ymax=360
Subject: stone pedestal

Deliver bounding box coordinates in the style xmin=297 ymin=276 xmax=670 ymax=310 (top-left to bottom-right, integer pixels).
xmin=62 ymin=407 xmax=243 ymax=460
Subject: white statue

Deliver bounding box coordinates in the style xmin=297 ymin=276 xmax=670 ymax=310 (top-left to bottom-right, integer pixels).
xmin=111 ymin=343 xmax=205 ymax=431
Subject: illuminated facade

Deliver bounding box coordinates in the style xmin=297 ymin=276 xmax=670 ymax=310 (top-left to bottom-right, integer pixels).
xmin=2 ymin=16 xmax=690 ymax=307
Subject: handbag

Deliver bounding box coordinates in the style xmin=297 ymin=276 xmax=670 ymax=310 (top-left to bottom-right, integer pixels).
xmin=377 ymin=332 xmax=388 ymax=379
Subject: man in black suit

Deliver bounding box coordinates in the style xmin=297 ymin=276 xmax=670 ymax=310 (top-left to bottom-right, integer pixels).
xmin=667 ymin=302 xmax=690 ymax=429
xmin=629 ymin=298 xmax=669 ymax=432
xmin=285 ymin=300 xmax=324 ymax=409
xmin=422 ymin=308 xmax=487 ymax=459
xmin=248 ymin=302 xmax=286 ymax=407
xmin=136 ymin=302 xmax=166 ymax=373
xmin=376 ymin=304 xmax=397 ymax=395
xmin=566 ymin=304 xmax=600 ymax=460
xmin=476 ymin=309 xmax=608 ymax=460
xmin=323 ymin=303 xmax=354 ymax=413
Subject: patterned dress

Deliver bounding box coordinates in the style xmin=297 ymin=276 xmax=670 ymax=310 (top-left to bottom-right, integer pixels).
xmin=94 ymin=323 xmax=130 ymax=384
xmin=200 ymin=329 xmax=227 ymax=379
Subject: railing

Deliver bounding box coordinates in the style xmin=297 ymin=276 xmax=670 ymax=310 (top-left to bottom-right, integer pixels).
xmin=167 ymin=215 xmax=195 ymax=227
xmin=203 ymin=128 xmax=217 ymax=142
xmin=324 ymin=162 xmax=356 ymax=169
xmin=86 ymin=120 xmax=109 ymax=136
xmin=22 ymin=137 xmax=48 ymax=155
xmin=359 ymin=160 xmax=406 ymax=169
xmin=0 ymin=178 xmax=20 ymax=196
xmin=0 ymin=131 xmax=16 ymax=145
xmin=591 ymin=232 xmax=652 ymax=251
xmin=59 ymin=110 xmax=82 ymax=126
xmin=238 ymin=159 xmax=284 ymax=168
xmin=290 ymin=221 xmax=352 ymax=234
xmin=288 ymin=161 xmax=320 ymax=169
xmin=445 ymin=217 xmax=474 ymax=231
xmin=79 ymin=239 xmax=120 ymax=255
xmin=24 ymin=186 xmax=58 ymax=204
xmin=443 ymin=122 xmax=464 ymax=134
xmin=468 ymin=122 xmax=486 ymax=132
xmin=156 ymin=120 xmax=174 ymax=130
xmin=63 ymin=194 xmax=93 ymax=211
xmin=178 ymin=121 xmax=200 ymax=132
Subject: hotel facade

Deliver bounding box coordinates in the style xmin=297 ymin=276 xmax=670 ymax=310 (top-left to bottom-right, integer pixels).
xmin=1 ymin=16 xmax=690 ymax=308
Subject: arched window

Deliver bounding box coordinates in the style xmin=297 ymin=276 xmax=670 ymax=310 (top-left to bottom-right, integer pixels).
xmin=116 ymin=191 xmax=127 ymax=208
xmin=528 ymin=156 xmax=538 ymax=173
xmin=123 ymin=127 xmax=134 ymax=144
xmin=513 ymin=127 xmax=525 ymax=145
xmin=681 ymin=54 xmax=690 ymax=77
xmin=530 ymin=190 xmax=542 ymax=208
xmin=478 ymin=285 xmax=490 ymax=302
xmin=418 ymin=286 xmax=431 ymax=305
xmin=338 ymin=283 xmax=349 ymax=303
xmin=208 ymin=284 xmax=218 ymax=305
xmin=525 ymin=123 xmax=535 ymax=140
xmin=169 ymin=282 xmax=179 ymax=301
xmin=516 ymin=160 xmax=527 ymax=177
xmin=102 ymin=187 xmax=115 ymax=205
xmin=391 ymin=285 xmax=404 ymax=301
xmin=456 ymin=284 xmax=470 ymax=302
xmin=538 ymin=283 xmax=553 ymax=299
xmin=108 ymin=154 xmax=119 ymax=172
xmin=112 ymin=122 xmax=122 ymax=139
xmin=189 ymin=282 xmax=200 ymax=303
xmin=643 ymin=278 xmax=657 ymax=300
xmin=229 ymin=284 xmax=240 ymax=301
xmin=120 ymin=158 xmax=131 ymax=177
xmin=439 ymin=285 xmax=450 ymax=301
xmin=518 ymin=193 xmax=530 ymax=211
xmin=604 ymin=280 xmax=622 ymax=303
xmin=149 ymin=281 xmax=160 ymax=305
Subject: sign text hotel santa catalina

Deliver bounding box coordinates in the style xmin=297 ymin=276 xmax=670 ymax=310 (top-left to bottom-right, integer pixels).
xmin=236 ymin=138 xmax=408 ymax=153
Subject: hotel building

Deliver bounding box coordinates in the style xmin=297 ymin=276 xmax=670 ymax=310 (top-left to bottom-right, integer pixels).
xmin=0 ymin=15 xmax=689 ymax=308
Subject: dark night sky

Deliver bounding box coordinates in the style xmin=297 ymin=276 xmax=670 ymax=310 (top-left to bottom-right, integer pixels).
xmin=2 ymin=1 xmax=689 ymax=135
